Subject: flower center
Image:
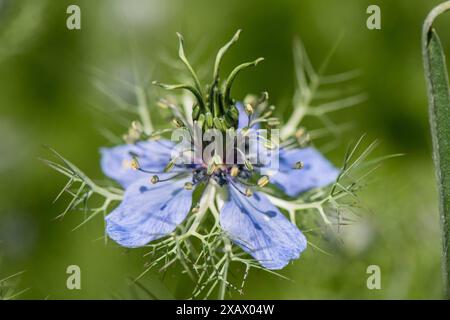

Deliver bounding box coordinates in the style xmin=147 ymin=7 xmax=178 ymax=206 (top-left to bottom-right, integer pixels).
xmin=192 ymin=164 xmax=253 ymax=187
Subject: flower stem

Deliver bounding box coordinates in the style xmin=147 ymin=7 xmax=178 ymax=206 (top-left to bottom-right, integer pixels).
xmin=422 ymin=1 xmax=450 ymax=298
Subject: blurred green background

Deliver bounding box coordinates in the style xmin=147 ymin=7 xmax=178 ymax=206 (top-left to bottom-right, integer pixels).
xmin=1 ymin=0 xmax=449 ymax=299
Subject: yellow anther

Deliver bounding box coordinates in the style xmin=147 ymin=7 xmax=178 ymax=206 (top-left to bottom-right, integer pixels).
xmin=257 ymin=175 xmax=270 ymax=188
xmin=212 ymin=154 xmax=223 ymax=165
xmin=267 ymin=118 xmax=280 ymax=126
xmin=207 ymin=163 xmax=216 ymax=175
xmin=130 ymin=158 xmax=140 ymax=170
xmin=244 ymin=160 xmax=254 ymax=171
xmin=243 ymin=94 xmax=258 ymax=106
xmin=157 ymin=100 xmax=169 ymax=109
xmin=294 ymin=161 xmax=304 ymax=170
xmin=245 ymin=188 xmax=253 ymax=197
xmin=230 ymin=166 xmax=239 ymax=177
xmin=263 ymin=140 xmax=276 ymax=150
xmin=131 ymin=120 xmax=143 ymax=132
xmin=295 ymin=127 xmax=306 ymax=139
xmin=262 ymin=110 xmax=273 ymax=118
xmin=151 ymin=175 xmax=159 ymax=184
xmin=184 ymin=182 xmax=193 ymax=190
xmin=172 ymin=118 xmax=184 ymax=128
xmin=164 ymin=160 xmax=175 ymax=173
xmin=244 ymin=103 xmax=254 ymax=116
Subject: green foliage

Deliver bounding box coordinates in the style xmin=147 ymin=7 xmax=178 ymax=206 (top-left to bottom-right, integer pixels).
xmin=0 ymin=269 xmax=28 ymax=300
xmin=422 ymin=1 xmax=450 ymax=298
xmin=280 ymin=38 xmax=367 ymax=150
xmin=1 ymin=0 xmax=445 ymax=300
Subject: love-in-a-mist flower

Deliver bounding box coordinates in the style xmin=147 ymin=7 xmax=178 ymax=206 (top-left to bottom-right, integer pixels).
xmin=101 ymin=31 xmax=339 ymax=270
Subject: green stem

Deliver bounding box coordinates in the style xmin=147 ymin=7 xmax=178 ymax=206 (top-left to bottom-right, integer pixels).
xmin=218 ymin=257 xmax=229 ymax=300
xmin=422 ymin=1 xmax=450 ymax=299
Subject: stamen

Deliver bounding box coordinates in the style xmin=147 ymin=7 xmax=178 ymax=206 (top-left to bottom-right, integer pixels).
xmin=131 ymin=120 xmax=143 ymax=132
xmin=205 ymin=112 xmax=213 ymax=128
xmin=295 ymin=127 xmax=311 ymax=147
xmin=130 ymin=158 xmax=140 ymax=170
xmin=213 ymin=117 xmax=224 ymax=130
xmin=260 ymin=136 xmax=277 ymax=150
xmin=196 ymin=114 xmax=206 ymax=129
xmin=219 ymin=118 xmax=228 ymax=130
xmin=244 ymin=103 xmax=254 ymax=116
xmin=153 ymin=173 xmax=188 ymax=183
xmin=245 ymin=188 xmax=253 ymax=197
xmin=243 ymin=94 xmax=257 ymax=106
xmin=262 ymin=108 xmax=274 ymax=118
xmin=234 ymin=179 xmax=253 ymax=187
xmin=267 ymin=117 xmax=280 ymax=127
xmin=257 ymin=175 xmax=269 ymax=188
xmin=207 ymin=163 xmax=216 ymax=175
xmin=228 ymin=178 xmax=249 ymax=197
xmin=137 ymin=167 xmax=162 ymax=174
xmin=172 ymin=118 xmax=184 ymax=128
xmin=295 ymin=127 xmax=306 ymax=139
xmin=157 ymin=100 xmax=169 ymax=109
xmin=184 ymin=182 xmax=194 ymax=190
xmin=192 ymin=105 xmax=201 ymax=120
xmin=230 ymin=166 xmax=239 ymax=177
xmin=164 ymin=159 xmax=176 ymax=172
xmin=244 ymin=160 xmax=254 ymax=171
xmin=294 ymin=161 xmax=304 ymax=169
xmin=192 ymin=203 xmax=200 ymax=213
xmin=227 ymin=105 xmax=239 ymax=122
xmin=151 ymin=175 xmax=159 ymax=184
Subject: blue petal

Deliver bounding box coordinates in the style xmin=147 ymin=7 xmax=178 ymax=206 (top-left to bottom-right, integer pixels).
xmin=100 ymin=140 xmax=174 ymax=188
xmin=271 ymin=147 xmax=339 ymax=197
xmin=236 ymin=102 xmax=249 ymax=129
xmin=220 ymin=187 xmax=307 ymax=269
xmin=105 ymin=177 xmax=193 ymax=247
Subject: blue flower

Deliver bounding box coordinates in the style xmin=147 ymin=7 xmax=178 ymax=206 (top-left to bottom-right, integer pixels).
xmin=101 ymin=132 xmax=338 ymax=270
